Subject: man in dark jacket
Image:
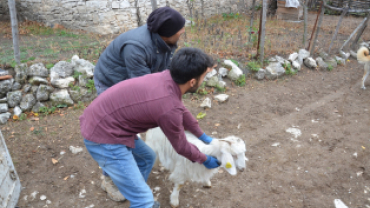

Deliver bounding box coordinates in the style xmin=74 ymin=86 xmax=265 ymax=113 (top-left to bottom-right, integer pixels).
xmin=93 ymin=6 xmax=185 ymax=95
xmin=93 ymin=7 xmax=186 ymax=202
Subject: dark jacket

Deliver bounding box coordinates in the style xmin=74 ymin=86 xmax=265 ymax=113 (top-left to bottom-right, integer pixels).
xmin=94 ymin=24 xmax=177 ymax=88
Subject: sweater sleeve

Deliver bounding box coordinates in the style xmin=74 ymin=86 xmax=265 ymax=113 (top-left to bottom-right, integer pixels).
xmin=122 ymin=44 xmax=152 ymax=78
xmin=183 ymin=108 xmax=204 ymax=138
xmin=157 ymin=108 xmax=207 ymax=164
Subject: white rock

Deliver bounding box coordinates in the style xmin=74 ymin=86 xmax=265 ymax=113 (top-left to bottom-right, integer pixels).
xmin=204 ymin=69 xmax=217 ymax=81
xmin=46 ymin=200 xmax=52 ymax=204
xmin=292 ymin=61 xmax=301 ymax=71
xmin=79 ymin=189 xmax=87 ymax=198
xmin=218 ymin=67 xmax=228 ymax=77
xmin=335 ymin=56 xmax=345 ymax=65
xmin=71 ymin=55 xmax=79 ymax=63
xmin=298 ymin=49 xmax=310 ymax=59
xmin=218 ymin=81 xmax=226 ymax=88
xmin=255 ymin=68 xmax=265 ymax=80
xmin=69 ymin=146 xmax=83 ymax=154
xmin=275 ymin=55 xmax=285 ymax=64
xmin=73 ymin=58 xmax=95 ymax=78
xmin=224 ymin=60 xmax=243 ymax=81
xmin=286 ymin=127 xmax=302 ymax=139
xmin=214 ymin=94 xmax=229 ymax=102
xmin=200 ymin=97 xmax=211 ymax=108
xmin=334 ymin=199 xmax=348 ymax=208
xmin=153 ymin=187 xmax=161 ymax=192
xmin=40 ymin=195 xmax=47 ymax=200
xmin=303 ymin=57 xmax=317 ymax=69
xmin=271 ymin=142 xmax=280 ymax=147
xmin=30 ymin=191 xmax=39 ymax=201
xmin=339 ymin=51 xmax=350 ymax=60
xmin=288 ymin=52 xmax=298 ymax=62
xmin=51 ymin=76 xmax=75 ymax=88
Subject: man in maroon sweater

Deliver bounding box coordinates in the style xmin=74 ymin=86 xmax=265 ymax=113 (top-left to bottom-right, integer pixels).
xmin=80 ymin=48 xmax=219 ymax=208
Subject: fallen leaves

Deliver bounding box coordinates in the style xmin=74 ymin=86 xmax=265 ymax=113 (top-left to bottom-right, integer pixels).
xmin=196 ymin=112 xmax=206 ymax=119
xmin=30 ymin=127 xmax=34 ymax=131
xmin=51 ymin=158 xmax=58 ymax=165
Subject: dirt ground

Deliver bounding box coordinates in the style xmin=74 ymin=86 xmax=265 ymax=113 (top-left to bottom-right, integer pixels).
xmin=3 ymin=59 xmax=370 ymax=208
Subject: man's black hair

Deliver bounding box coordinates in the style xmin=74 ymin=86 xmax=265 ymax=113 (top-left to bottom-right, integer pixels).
xmin=170 ymin=47 xmax=214 ymax=84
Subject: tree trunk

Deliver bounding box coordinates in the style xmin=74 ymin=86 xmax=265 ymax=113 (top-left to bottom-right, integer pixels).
xmin=151 ymin=0 xmax=157 ymax=11
xmin=340 ymin=15 xmax=369 ymax=52
xmin=309 ymin=1 xmax=325 ymax=55
xmin=329 ymin=8 xmax=348 ymax=53
xmin=303 ymin=0 xmax=308 ymax=47
xmin=258 ymin=0 xmax=267 ymax=65
xmin=248 ymin=0 xmax=256 ymax=45
xmin=7 ymin=0 xmax=20 ymax=65
xmin=350 ymin=12 xmax=370 ymax=51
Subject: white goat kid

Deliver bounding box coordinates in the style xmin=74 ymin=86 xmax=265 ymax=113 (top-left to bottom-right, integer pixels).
xmin=146 ymin=127 xmax=247 ymax=208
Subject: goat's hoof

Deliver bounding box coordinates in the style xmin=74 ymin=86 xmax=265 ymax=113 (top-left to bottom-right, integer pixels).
xmin=203 ymin=185 xmax=212 ymax=188
xmin=362 ymin=86 xmax=366 ymax=90
xmin=170 ymin=203 xmax=179 ymax=208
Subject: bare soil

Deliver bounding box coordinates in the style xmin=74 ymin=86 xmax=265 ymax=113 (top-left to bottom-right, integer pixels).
xmin=3 ymin=60 xmax=370 ymax=208
xmin=2 ymin=11 xmax=370 ymax=208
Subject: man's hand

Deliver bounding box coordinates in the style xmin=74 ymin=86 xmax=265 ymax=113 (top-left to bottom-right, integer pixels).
xmin=198 ymin=133 xmax=213 ymax=144
xmin=203 ymin=155 xmax=221 ymax=169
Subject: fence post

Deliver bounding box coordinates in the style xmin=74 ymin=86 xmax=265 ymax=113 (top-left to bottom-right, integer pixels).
xmin=257 ymin=0 xmax=267 ymax=65
xmin=7 ymin=0 xmax=20 ymax=65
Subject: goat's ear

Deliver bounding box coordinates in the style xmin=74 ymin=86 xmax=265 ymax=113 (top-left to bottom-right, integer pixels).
xmin=220 ymin=152 xmax=237 ymax=176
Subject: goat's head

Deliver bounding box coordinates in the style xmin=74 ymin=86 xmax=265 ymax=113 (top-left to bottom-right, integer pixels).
xmin=216 ymin=136 xmax=248 ymax=175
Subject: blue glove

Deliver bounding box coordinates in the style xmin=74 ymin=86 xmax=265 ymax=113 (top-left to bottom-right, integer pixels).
xmin=203 ymin=155 xmax=221 ymax=169
xmin=199 ymin=133 xmax=213 ymax=144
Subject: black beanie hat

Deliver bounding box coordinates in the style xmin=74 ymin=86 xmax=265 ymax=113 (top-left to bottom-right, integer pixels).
xmin=147 ymin=7 xmax=185 ymax=37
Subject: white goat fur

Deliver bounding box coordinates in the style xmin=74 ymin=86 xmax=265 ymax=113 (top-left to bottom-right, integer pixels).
xmin=145 ymin=127 xmax=247 ymax=207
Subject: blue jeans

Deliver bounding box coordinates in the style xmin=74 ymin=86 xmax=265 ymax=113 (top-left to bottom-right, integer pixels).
xmin=84 ymin=138 xmax=156 ymax=208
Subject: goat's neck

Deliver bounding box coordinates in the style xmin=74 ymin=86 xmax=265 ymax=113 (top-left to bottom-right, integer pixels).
xmin=201 ymin=140 xmax=223 ymax=156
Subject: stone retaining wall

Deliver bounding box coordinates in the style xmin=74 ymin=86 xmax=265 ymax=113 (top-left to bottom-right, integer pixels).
xmin=13 ymin=0 xmax=250 ymax=34
xmin=0 ymin=0 xmax=10 ymax=21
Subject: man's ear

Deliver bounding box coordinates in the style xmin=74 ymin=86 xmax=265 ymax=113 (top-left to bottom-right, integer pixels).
xmin=189 ymin=78 xmax=197 ymax=87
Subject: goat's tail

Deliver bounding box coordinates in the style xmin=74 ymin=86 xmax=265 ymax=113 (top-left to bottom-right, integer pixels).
xmin=357 ymin=47 xmax=370 ymax=63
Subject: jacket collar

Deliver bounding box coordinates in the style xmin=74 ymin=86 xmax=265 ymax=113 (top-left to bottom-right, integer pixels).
xmin=151 ymin=31 xmax=177 ymax=53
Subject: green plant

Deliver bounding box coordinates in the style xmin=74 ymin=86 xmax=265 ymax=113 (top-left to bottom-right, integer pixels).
xmin=32 ymin=127 xmax=44 ymax=135
xmin=19 ymin=113 xmax=27 ymax=121
xmin=230 ymin=59 xmax=239 ymax=66
xmin=73 ymin=71 xmax=83 ymax=79
xmin=74 ymin=101 xmax=85 ymax=109
xmin=56 ymin=104 xmax=68 ymax=108
xmin=86 ymin=79 xmax=96 ymax=93
xmin=327 ymin=64 xmax=333 ymax=71
xmin=45 ymin=63 xmax=54 ymax=70
xmin=196 ymin=82 xmax=208 ymax=95
xmin=283 ymin=62 xmax=297 ymax=75
xmin=39 ymin=106 xmax=56 ymax=115
xmin=222 ymin=12 xmax=240 ymax=20
xmin=71 ymin=85 xmax=80 ymax=92
xmin=215 ymin=84 xmax=226 ymax=92
xmin=184 ymin=42 xmax=191 ymax=47
xmin=247 ymin=61 xmax=260 ymax=72
xmin=235 ymin=74 xmax=246 ymax=87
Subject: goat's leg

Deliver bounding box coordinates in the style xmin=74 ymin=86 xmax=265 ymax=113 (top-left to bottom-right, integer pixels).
xmin=203 ymin=180 xmax=212 ymax=188
xmin=170 ymin=183 xmax=183 ymax=208
xmin=362 ymin=65 xmax=370 ymax=89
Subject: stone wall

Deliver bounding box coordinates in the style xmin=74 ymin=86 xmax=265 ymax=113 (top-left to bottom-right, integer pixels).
xmin=0 ymin=0 xmax=10 ymax=21
xmin=14 ymin=0 xmax=251 ymax=35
